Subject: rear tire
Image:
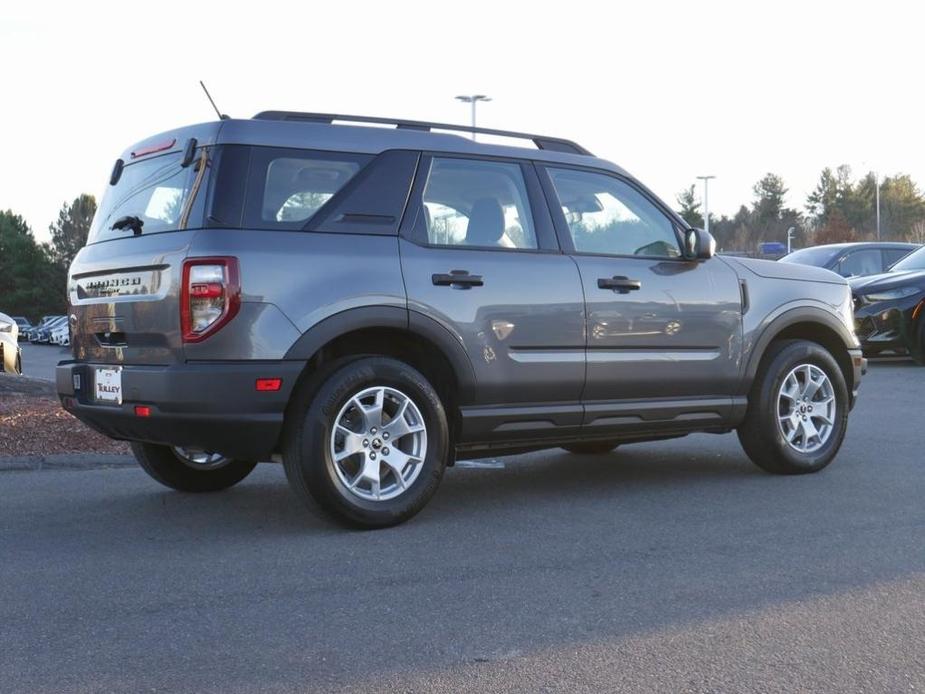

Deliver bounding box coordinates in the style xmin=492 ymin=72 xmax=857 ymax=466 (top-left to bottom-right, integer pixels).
xmin=131 ymin=442 xmax=257 ymax=492
xmin=561 ymin=442 xmax=620 ymax=455
xmin=283 ymin=356 xmax=449 ymax=529
xmin=737 ymin=340 xmax=849 ymax=475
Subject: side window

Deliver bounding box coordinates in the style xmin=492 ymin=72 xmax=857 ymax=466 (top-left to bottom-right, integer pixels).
xmin=242 ymin=148 xmax=372 ymax=230
xmin=884 ymin=248 xmax=911 ymax=269
xmin=837 ymin=249 xmax=881 ymax=277
xmin=547 ymin=168 xmax=681 ymax=258
xmin=420 ymin=158 xmax=538 ymax=250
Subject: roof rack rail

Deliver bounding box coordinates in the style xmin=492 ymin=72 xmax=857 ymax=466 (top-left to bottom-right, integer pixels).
xmin=252 ymin=111 xmax=593 ymax=156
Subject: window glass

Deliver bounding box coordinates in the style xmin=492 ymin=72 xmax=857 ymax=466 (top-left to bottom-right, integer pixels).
xmin=421 ymin=158 xmax=537 ymax=249
xmin=884 ymin=248 xmax=913 ymax=268
xmin=837 ymin=249 xmax=881 ymax=277
xmin=548 ymin=168 xmax=680 ymax=258
xmin=262 ymin=156 xmax=363 ymax=223
xmin=891 ymin=247 xmax=925 ymax=272
xmin=88 ymin=152 xmax=194 ymax=244
xmin=780 ymin=246 xmax=838 ymax=266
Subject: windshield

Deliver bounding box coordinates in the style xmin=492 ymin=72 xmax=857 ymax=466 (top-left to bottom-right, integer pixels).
xmin=780 ymin=246 xmax=837 ymax=266
xmin=88 ymin=152 xmax=196 ymax=244
xmin=890 ymin=246 xmax=925 ymax=272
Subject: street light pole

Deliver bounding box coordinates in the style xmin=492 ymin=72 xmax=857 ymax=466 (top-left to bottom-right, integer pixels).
xmin=455 ymin=94 xmax=492 ymax=140
xmin=875 ymin=171 xmax=881 ymax=240
xmin=696 ymin=175 xmax=716 ymax=234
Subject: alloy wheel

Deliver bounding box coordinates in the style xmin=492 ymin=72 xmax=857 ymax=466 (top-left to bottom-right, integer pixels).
xmin=776 ymin=364 xmax=837 ymax=454
xmin=329 ymin=386 xmax=428 ymax=502
xmin=172 ymin=447 xmax=231 ymax=470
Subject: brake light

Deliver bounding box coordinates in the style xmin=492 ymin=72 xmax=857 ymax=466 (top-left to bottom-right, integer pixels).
xmin=181 ymin=257 xmax=241 ymax=343
xmin=130 ymin=138 xmax=176 ymax=159
xmin=256 ymin=378 xmax=282 ymax=392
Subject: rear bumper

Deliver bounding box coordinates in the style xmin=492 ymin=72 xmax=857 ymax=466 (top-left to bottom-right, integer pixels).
xmin=57 ymin=360 xmax=306 ymax=460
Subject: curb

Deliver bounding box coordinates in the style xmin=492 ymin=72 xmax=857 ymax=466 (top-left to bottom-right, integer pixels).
xmin=0 ymin=454 xmax=135 ymax=472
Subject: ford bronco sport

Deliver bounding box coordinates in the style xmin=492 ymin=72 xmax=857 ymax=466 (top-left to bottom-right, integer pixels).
xmin=58 ymin=112 xmax=866 ymax=527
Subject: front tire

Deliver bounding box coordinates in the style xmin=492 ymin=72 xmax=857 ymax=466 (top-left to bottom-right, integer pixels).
xmin=737 ymin=340 xmax=849 ymax=475
xmin=131 ymin=442 xmax=256 ymax=492
xmin=283 ymin=357 xmax=449 ymax=529
xmin=911 ymin=319 xmax=925 ymax=366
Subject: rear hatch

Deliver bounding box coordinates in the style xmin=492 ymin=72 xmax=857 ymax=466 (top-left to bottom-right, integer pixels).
xmin=69 ymin=126 xmax=218 ymax=365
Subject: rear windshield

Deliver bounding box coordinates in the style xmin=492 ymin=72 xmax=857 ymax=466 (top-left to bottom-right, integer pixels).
xmin=88 ymin=152 xmax=196 ymax=244
xmin=780 ymin=246 xmax=837 ymax=266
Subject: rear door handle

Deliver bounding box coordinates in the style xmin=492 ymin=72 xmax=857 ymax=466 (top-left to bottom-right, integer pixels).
xmin=432 ymin=271 xmax=484 ymax=288
xmin=597 ymin=276 xmax=641 ymax=293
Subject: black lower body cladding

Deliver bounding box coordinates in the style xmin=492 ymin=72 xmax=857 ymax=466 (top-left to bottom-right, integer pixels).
xmin=57 ymin=360 xmax=306 ymax=460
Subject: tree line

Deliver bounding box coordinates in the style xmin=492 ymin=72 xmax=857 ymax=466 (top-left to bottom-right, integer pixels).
xmin=676 ymin=166 xmax=925 ymax=252
xmin=0 ymin=195 xmax=96 ymax=321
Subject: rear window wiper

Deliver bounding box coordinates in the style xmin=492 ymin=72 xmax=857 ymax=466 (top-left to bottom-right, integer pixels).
xmin=111 ymin=215 xmax=144 ymax=236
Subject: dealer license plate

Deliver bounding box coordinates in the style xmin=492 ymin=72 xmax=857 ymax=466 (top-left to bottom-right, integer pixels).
xmin=94 ymin=367 xmax=123 ymax=404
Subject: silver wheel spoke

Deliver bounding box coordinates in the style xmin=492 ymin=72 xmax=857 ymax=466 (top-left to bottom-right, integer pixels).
xmin=334 ymin=425 xmax=365 ymax=461
xmin=384 ymin=407 xmax=425 ymax=440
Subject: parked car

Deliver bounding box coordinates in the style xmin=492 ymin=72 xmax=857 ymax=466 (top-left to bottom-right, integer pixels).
xmin=851 ymin=245 xmax=925 ymax=362
xmin=58 ymin=112 xmax=865 ymax=528
xmin=32 ymin=316 xmax=66 ymax=343
xmin=12 ymin=316 xmax=32 ymax=340
xmin=26 ymin=315 xmax=61 ymax=342
xmin=50 ymin=323 xmax=70 ymax=347
xmin=780 ymin=242 xmax=919 ymax=278
xmin=0 ymin=312 xmax=23 ymax=375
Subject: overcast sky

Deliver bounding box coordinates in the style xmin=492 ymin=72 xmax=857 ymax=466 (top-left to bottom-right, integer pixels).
xmin=2 ymin=0 xmax=923 ymax=242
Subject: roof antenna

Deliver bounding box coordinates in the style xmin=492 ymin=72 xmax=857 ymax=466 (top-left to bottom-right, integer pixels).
xmin=199 ymin=80 xmax=230 ymax=120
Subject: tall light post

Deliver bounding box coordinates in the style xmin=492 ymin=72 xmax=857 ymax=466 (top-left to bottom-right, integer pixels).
xmin=696 ymin=175 xmax=716 ymax=234
xmin=455 ymin=94 xmax=491 ymax=140
xmin=875 ymin=171 xmax=881 ymax=240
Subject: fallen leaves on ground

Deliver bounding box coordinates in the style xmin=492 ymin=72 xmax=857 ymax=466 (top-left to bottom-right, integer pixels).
xmin=0 ymin=393 xmax=129 ymax=456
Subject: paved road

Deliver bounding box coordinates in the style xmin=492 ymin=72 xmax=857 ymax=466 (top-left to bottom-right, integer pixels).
xmin=1 ymin=362 xmax=923 ymax=693
xmin=19 ymin=342 xmax=68 ymax=381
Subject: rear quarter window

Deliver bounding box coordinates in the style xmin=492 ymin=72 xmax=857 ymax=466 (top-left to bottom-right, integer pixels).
xmin=240 ymin=147 xmax=372 ymax=231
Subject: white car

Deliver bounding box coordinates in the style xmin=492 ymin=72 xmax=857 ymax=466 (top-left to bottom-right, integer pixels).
xmin=51 ymin=323 xmax=70 ymax=347
xmin=0 ymin=312 xmax=23 ymax=374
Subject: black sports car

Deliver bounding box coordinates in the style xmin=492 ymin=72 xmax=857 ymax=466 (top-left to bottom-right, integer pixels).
xmin=851 ymin=246 xmax=925 ymax=363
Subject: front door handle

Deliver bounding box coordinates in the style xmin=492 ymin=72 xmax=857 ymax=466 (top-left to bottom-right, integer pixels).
xmin=597 ymin=276 xmax=641 ymax=293
xmin=432 ymin=270 xmax=484 ymax=288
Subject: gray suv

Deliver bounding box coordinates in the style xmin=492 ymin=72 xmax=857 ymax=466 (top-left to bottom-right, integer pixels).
xmin=57 ymin=112 xmax=866 ymax=527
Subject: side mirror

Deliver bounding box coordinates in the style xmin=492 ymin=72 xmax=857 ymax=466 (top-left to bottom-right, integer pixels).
xmin=685 ymin=228 xmax=716 ymax=260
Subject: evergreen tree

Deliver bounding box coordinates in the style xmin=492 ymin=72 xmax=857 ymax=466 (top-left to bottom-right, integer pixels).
xmin=47 ymin=194 xmax=96 ymax=270
xmin=0 ymin=211 xmax=65 ymax=319
xmin=676 ymin=184 xmax=704 ymax=228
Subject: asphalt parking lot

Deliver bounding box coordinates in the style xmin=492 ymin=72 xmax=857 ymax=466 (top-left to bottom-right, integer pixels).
xmin=18 ymin=342 xmax=68 ymax=381
xmin=1 ymin=360 xmax=923 ymax=692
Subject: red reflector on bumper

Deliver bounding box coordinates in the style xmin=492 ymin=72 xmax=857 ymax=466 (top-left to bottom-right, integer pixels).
xmin=256 ymin=378 xmax=282 ymax=392
xmin=135 ymin=406 xmax=152 ymax=417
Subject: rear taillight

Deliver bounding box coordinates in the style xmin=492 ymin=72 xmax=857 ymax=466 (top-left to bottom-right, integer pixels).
xmin=181 ymin=257 xmax=240 ymax=343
